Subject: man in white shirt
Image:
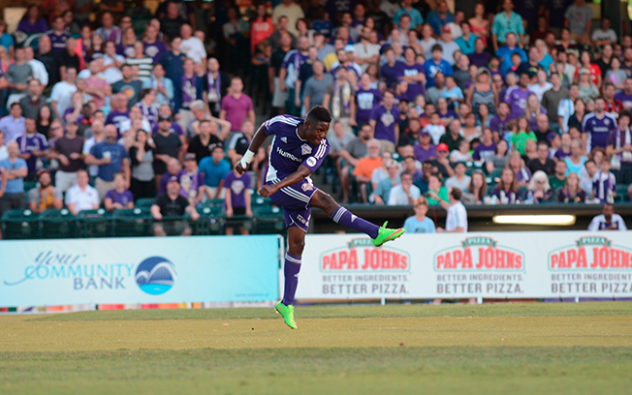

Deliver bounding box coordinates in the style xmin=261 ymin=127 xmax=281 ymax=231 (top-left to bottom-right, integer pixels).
xmin=387 ymin=173 xmax=421 ymax=205
xmin=431 ymin=187 xmax=468 ymax=233
xmin=588 ymin=203 xmax=628 ymax=231
xmin=354 ymin=26 xmax=381 ymax=73
xmin=65 ymin=169 xmax=100 ymax=215
xmin=444 ymin=162 xmax=471 ymax=192
xmin=50 ymin=67 xmax=78 ymax=121
xmin=180 ymin=24 xmax=207 ymax=70
xmin=24 ymin=46 xmax=48 ymax=88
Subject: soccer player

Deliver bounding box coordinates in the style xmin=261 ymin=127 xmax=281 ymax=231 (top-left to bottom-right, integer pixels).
xmin=236 ymin=106 xmax=405 ymax=329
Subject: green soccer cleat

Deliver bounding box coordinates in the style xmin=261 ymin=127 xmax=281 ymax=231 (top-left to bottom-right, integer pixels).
xmin=275 ymin=301 xmax=298 ymax=329
xmin=372 ymin=221 xmax=405 ymax=247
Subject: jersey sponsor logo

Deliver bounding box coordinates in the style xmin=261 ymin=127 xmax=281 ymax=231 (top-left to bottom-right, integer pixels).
xmin=275 ymin=146 xmax=302 ymax=162
xmin=301 ymin=144 xmax=312 ymax=155
xmin=306 ymin=157 xmax=317 ymax=167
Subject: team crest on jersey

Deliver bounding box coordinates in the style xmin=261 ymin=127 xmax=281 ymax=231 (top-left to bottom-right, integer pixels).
xmin=301 ymin=183 xmax=314 ymax=192
xmin=281 ymin=137 xmax=287 ymax=143
xmin=604 ymin=119 xmax=610 ymax=125
xmin=301 ymin=144 xmax=312 ymax=155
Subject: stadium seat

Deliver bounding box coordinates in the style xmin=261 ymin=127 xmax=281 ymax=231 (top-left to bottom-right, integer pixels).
xmin=616 ymin=185 xmax=629 ymax=202
xmin=253 ymin=205 xmax=285 ymax=235
xmin=39 ymin=209 xmax=76 ymax=239
xmin=195 ymin=207 xmax=224 ymax=235
xmin=112 ymin=208 xmax=153 ymax=237
xmin=77 ymin=209 xmax=113 ymax=238
xmin=135 ymin=198 xmax=156 ymax=209
xmin=1 ymin=209 xmax=40 ymax=239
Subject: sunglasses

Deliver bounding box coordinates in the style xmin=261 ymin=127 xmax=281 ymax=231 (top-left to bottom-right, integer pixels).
xmin=438 ymin=150 xmax=447 ymax=154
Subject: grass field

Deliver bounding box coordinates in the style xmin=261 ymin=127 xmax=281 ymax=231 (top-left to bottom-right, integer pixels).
xmin=1 ymin=303 xmax=631 ymax=394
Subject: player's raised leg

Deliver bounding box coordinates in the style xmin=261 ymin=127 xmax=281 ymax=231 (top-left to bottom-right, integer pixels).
xmin=311 ymin=190 xmax=405 ymax=247
xmin=276 ymin=226 xmax=305 ymax=329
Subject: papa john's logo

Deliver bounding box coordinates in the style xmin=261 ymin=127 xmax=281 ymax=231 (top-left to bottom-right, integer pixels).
xmin=135 ymin=257 xmax=177 ymax=295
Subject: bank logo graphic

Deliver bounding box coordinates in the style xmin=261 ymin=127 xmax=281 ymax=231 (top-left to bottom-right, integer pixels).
xmin=135 ymin=257 xmax=176 ymax=295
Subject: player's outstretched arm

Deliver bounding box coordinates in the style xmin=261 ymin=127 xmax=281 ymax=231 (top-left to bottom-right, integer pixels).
xmin=259 ymin=165 xmax=312 ymax=198
xmin=235 ymin=124 xmax=269 ymax=174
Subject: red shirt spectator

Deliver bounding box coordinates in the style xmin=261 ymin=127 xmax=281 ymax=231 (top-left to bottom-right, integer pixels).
xmin=251 ymin=5 xmax=274 ymax=52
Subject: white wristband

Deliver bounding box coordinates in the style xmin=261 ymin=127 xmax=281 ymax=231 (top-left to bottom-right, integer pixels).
xmin=240 ymin=150 xmax=255 ymax=168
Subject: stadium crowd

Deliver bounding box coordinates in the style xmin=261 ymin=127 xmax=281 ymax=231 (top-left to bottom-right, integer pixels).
xmin=0 ymin=0 xmax=631 ymax=237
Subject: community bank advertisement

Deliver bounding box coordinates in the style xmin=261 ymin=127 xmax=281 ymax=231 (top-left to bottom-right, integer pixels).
xmin=0 ymin=236 xmax=281 ymax=306
xmin=296 ymin=232 xmax=632 ymax=300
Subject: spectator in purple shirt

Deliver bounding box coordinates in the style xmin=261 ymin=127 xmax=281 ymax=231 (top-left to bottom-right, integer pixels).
xmin=614 ymin=78 xmax=632 ymax=111
xmin=380 ymin=47 xmax=405 ymax=89
xmin=17 ymin=5 xmax=49 ymax=35
xmin=507 ymin=72 xmax=534 ymax=119
xmin=104 ymin=173 xmax=135 ymax=212
xmin=158 ymin=158 xmax=182 ymax=195
xmin=224 ymin=160 xmax=253 ymax=236
xmin=353 ymin=74 xmax=382 ymax=127
xmin=468 ymin=38 xmax=491 ymax=68
xmin=178 ymin=153 xmax=205 ymax=206
xmin=15 ymin=118 xmax=48 ymax=180
xmin=370 ymin=90 xmax=400 ymax=153
xmin=46 ymin=17 xmax=70 ymax=52
xmin=142 ymin=24 xmax=167 ymax=64
xmin=219 ymin=77 xmax=255 ymax=133
xmin=413 ymin=131 xmax=437 ymax=162
xmin=472 ymin=127 xmax=496 ymax=162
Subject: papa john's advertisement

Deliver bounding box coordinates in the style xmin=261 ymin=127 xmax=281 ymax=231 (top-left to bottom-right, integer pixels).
xmin=296 ymin=232 xmax=632 ymax=300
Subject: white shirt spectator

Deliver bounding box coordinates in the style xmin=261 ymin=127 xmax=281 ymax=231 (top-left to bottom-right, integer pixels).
xmin=588 ymin=214 xmax=627 ymax=231
xmin=387 ymin=184 xmax=421 ymax=205
xmin=272 ymin=2 xmax=305 ymax=36
xmin=557 ymin=97 xmax=575 ymax=133
xmin=102 ymin=54 xmax=125 ymax=84
xmin=425 ymin=124 xmax=445 ymax=145
xmin=440 ymin=40 xmax=460 ymax=66
xmin=28 ymin=58 xmax=48 ymax=87
xmin=444 ymin=175 xmax=471 ymax=192
xmin=65 ymin=184 xmax=100 ymax=212
xmin=50 ymin=81 xmax=77 ymax=119
xmin=591 ymin=29 xmax=617 ymax=44
xmin=354 ymin=42 xmax=381 ymax=72
xmin=0 ymin=145 xmax=7 ymax=161
xmin=180 ymin=36 xmax=206 ymax=64
xmin=446 ymin=201 xmax=468 ymax=232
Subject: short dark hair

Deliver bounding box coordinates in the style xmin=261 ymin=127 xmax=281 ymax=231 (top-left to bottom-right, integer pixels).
xmin=306 ymin=105 xmax=332 ymax=123
xmin=450 ymin=187 xmax=462 ymax=201
xmin=431 ymin=44 xmax=443 ymax=53
xmin=620 ymin=110 xmax=632 ymax=121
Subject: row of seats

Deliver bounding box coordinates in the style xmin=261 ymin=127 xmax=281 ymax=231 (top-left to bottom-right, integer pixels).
xmin=1 ymin=200 xmax=285 ymax=240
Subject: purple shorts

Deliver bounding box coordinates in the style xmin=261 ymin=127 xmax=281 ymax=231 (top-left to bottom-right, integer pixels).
xmin=267 ymin=178 xmax=317 ymax=232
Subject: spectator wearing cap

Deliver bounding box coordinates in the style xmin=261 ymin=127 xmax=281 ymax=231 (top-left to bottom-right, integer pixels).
xmin=199 ymin=145 xmax=231 ymax=200
xmin=219 ymin=77 xmax=255 ymax=135
xmin=427 ymin=0 xmax=454 ymax=36
xmin=431 ymin=142 xmax=456 ymax=179
xmin=85 ymin=124 xmax=131 ymax=201
xmin=438 ymin=26 xmax=460 ymax=66
xmin=65 ymin=169 xmax=100 ymax=215
xmin=491 ymin=0 xmax=525 ymax=52
xmin=413 ymin=130 xmax=437 ymax=163
xmin=178 ymin=153 xmax=205 ymax=206
xmin=153 ymin=115 xmax=184 ymax=182
xmin=0 ymin=103 xmax=26 ymax=143
xmin=16 ymin=118 xmax=48 ymax=180
xmin=104 ymin=173 xmax=135 ymax=212
xmin=151 ymin=176 xmax=200 ymax=237
xmin=49 ymin=120 xmax=84 ymax=193
xmin=423 ymin=45 xmax=453 ymax=89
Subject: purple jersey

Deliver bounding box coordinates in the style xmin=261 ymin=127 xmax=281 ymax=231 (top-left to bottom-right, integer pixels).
xmin=177 ymin=169 xmax=205 ymax=199
xmin=264 ymin=115 xmax=330 ymax=182
xmin=489 ymin=115 xmax=510 ymax=135
xmin=554 ymin=148 xmax=572 ymax=160
xmin=582 ymin=112 xmax=617 ymax=151
xmin=370 ymin=105 xmax=401 ymax=144
xmin=355 ymin=88 xmax=382 ymax=125
xmin=593 ymin=170 xmax=616 ymax=203
xmin=402 ymin=63 xmax=425 ymax=98
xmin=105 ymin=109 xmax=130 ymax=136
xmin=143 ymin=40 xmax=168 ymax=63
xmin=380 ymin=60 xmax=405 ymax=88
xmin=224 ymin=171 xmax=252 ymax=208
xmin=46 ymin=30 xmax=70 ymax=52
xmin=614 ymin=91 xmax=632 ymax=111
xmin=472 ymin=141 xmax=496 ymax=161
xmin=507 ymin=88 xmax=534 ymax=119
xmin=281 ymin=50 xmax=309 ymax=88
xmin=105 ymin=189 xmax=134 ymax=206
xmin=16 ymin=133 xmax=48 ymax=173
xmin=136 ymin=102 xmax=159 ymax=127
xmin=607 ymin=128 xmax=632 ymax=164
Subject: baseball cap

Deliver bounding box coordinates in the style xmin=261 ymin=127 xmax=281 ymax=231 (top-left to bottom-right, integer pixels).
xmin=168 ymin=176 xmax=179 ymax=183
xmin=184 ymin=153 xmax=196 ymax=161
xmin=578 ymin=68 xmax=590 ymax=75
xmin=437 ymin=143 xmax=449 ymax=152
xmin=344 ymin=44 xmax=355 ymax=53
xmin=420 ymin=130 xmax=430 ymax=136
xmin=442 ymin=26 xmax=451 ymax=33
xmin=159 ymin=115 xmax=171 ymax=122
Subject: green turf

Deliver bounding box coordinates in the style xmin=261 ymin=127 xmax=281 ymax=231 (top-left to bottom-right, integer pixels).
xmin=2 ymin=303 xmax=631 ymax=394
xmin=30 ymin=301 xmax=632 ymax=322
xmin=1 ymin=347 xmax=630 ymax=394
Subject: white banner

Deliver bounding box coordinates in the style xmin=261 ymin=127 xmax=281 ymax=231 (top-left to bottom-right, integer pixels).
xmin=295 ymin=232 xmax=632 ymax=300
